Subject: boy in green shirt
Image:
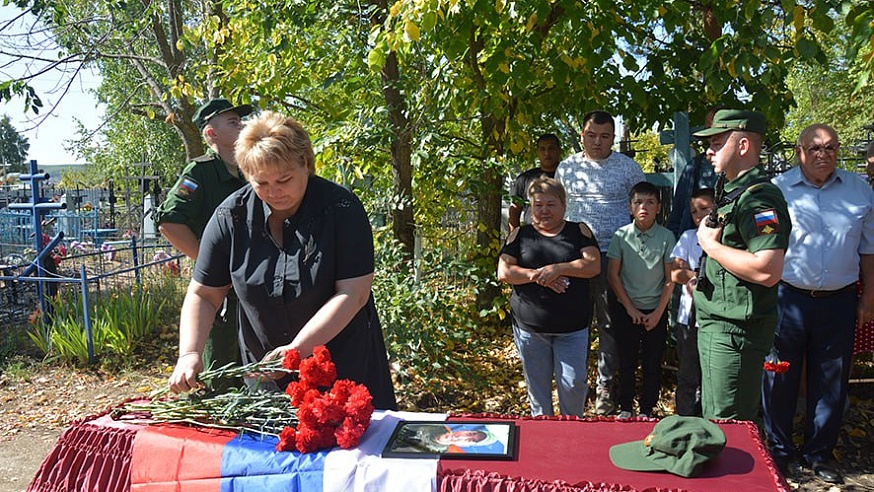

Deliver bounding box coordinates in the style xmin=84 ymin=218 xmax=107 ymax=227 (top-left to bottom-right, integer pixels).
xmin=607 ymin=181 xmax=676 ymax=418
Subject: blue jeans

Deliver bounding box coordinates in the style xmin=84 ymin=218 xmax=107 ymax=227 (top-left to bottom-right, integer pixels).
xmin=513 ymin=324 xmax=590 ymax=417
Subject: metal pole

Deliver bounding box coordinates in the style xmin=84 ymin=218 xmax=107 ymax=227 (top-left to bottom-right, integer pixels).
xmin=132 ymin=235 xmax=141 ymax=285
xmin=80 ymin=264 xmax=95 ymax=365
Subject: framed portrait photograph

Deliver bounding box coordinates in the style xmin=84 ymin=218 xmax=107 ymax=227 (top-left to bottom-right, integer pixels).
xmin=381 ymin=420 xmax=517 ymax=460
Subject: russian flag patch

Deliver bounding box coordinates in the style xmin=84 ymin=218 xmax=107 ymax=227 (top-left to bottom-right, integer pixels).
xmin=177 ymin=178 xmax=199 ymax=197
xmin=754 ymin=209 xmax=779 ymax=235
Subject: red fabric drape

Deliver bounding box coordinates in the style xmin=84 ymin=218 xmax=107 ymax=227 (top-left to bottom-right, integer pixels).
xmin=443 ymin=414 xmax=790 ymax=492
xmin=28 ymin=414 xmax=138 ymax=492
xmin=28 ymin=411 xmax=790 ymax=492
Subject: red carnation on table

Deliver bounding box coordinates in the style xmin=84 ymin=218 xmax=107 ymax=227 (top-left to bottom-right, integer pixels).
xmin=294 ymin=423 xmax=336 ymax=452
xmin=298 ymin=354 xmax=338 ymax=388
xmin=278 ymin=427 xmax=297 ymax=450
xmin=275 ymin=346 xmax=374 ymax=453
xmin=335 ymin=416 xmax=368 ymax=448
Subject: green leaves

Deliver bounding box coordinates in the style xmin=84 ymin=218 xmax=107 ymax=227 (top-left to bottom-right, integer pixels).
xmin=797 ymin=37 xmax=819 ymax=61
xmin=845 ymin=4 xmax=874 ymax=87
xmin=27 ymin=276 xmax=185 ymax=366
xmin=0 ymin=115 xmax=30 ymax=172
xmin=0 ymin=81 xmax=42 ymax=114
xmin=368 ymin=40 xmax=390 ymax=71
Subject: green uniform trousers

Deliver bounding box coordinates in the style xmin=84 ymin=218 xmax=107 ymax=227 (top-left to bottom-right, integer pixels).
xmin=698 ymin=319 xmax=774 ymax=422
xmin=201 ymin=293 xmax=241 ymax=391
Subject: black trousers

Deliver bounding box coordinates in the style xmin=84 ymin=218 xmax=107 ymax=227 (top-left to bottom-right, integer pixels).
xmin=674 ymin=320 xmax=702 ymax=416
xmin=612 ymin=304 xmax=668 ymax=415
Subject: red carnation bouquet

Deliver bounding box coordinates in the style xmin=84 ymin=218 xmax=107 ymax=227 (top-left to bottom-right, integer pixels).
xmin=276 ymin=346 xmax=374 ymax=453
xmin=117 ymin=345 xmax=374 ymax=454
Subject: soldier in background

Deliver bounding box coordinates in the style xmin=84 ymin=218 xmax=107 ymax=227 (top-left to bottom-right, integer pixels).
xmin=155 ymin=98 xmax=252 ymax=384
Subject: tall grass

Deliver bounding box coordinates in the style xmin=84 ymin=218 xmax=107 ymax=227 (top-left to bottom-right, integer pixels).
xmin=27 ymin=273 xmax=185 ymax=365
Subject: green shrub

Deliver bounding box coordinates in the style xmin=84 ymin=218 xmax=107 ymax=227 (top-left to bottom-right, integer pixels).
xmin=373 ymin=235 xmax=489 ymax=390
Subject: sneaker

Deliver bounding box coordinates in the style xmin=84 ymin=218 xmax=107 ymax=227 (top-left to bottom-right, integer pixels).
xmin=594 ymin=387 xmax=615 ymax=416
xmin=638 ymin=413 xmax=649 ymax=419
xmin=617 ymin=410 xmax=632 ymax=419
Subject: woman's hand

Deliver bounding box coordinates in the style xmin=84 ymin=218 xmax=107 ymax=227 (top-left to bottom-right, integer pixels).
xmin=534 ymin=264 xmax=563 ymax=286
xmin=534 ymin=265 xmax=569 ymax=293
xmin=168 ymin=352 xmax=203 ymax=393
xmin=545 ymin=276 xmax=570 ymax=294
xmin=257 ymin=345 xmax=300 ymax=380
xmin=166 ymin=280 xmax=229 ymax=393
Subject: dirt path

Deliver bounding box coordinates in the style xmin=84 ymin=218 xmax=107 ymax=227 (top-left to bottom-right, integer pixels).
xmin=0 ymin=429 xmax=60 ymax=492
xmin=0 ymin=365 xmax=166 ymax=491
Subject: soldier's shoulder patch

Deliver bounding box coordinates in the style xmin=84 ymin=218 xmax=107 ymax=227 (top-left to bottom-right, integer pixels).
xmin=176 ymin=178 xmax=199 ymax=197
xmin=753 ymin=208 xmax=779 ymax=235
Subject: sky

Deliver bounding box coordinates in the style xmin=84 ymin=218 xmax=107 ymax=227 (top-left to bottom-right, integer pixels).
xmin=1 ymin=5 xmax=104 ymax=166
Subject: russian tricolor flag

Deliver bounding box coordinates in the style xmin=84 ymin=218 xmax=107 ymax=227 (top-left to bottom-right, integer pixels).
xmin=129 ymin=411 xmax=444 ymax=492
xmin=754 ymin=209 xmax=778 ymax=227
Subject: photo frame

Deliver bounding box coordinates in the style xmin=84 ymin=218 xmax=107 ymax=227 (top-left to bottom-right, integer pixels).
xmin=381 ymin=420 xmax=517 ymax=460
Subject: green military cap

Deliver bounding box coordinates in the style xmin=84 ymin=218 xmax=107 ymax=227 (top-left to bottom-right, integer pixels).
xmin=609 ymin=416 xmax=727 ymax=478
xmin=692 ymin=109 xmax=766 ymax=137
xmin=193 ymin=98 xmax=253 ymax=130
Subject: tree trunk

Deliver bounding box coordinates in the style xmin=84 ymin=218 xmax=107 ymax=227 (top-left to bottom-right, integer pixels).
xmin=371 ymin=0 xmax=415 ymax=260
xmin=381 ymin=51 xmax=415 ymax=259
xmin=703 ymin=5 xmax=721 ymax=42
xmin=179 ymin=122 xmax=206 ymax=161
xmin=475 ymin=113 xmax=504 ymax=311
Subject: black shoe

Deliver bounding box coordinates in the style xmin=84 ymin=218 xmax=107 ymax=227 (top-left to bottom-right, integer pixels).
xmin=810 ymin=461 xmax=843 ymax=484
xmin=774 ymin=457 xmax=802 ymax=478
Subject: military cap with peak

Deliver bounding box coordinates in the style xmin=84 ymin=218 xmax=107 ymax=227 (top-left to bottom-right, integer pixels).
xmin=609 ymin=415 xmax=726 ymax=478
xmin=193 ymin=98 xmax=253 ymax=130
xmin=692 ymin=109 xmax=766 ymax=137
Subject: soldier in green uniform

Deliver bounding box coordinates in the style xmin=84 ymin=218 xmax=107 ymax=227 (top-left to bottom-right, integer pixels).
xmin=155 ymin=98 xmax=252 ymax=384
xmin=691 ymin=110 xmax=791 ymax=421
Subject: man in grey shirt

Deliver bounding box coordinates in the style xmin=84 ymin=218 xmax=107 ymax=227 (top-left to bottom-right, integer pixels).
xmin=555 ymin=110 xmax=645 ymax=415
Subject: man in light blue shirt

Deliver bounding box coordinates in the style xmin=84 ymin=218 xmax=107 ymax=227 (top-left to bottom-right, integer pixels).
xmin=763 ymin=124 xmax=874 ymax=484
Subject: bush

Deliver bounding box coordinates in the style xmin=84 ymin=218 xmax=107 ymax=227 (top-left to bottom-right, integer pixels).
xmin=373 ymin=234 xmax=504 ymax=403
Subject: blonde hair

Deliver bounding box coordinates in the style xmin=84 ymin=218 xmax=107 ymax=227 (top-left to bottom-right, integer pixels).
xmin=235 ymin=111 xmax=315 ymax=177
xmin=527 ymin=177 xmax=566 ymax=208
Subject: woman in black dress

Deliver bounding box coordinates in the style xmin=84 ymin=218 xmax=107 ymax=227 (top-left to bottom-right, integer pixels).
xmin=168 ymin=111 xmax=397 ymax=409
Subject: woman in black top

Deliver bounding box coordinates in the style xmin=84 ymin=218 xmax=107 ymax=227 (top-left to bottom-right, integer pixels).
xmin=168 ymin=111 xmax=396 ymax=410
xmin=498 ymin=177 xmax=600 ymax=416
